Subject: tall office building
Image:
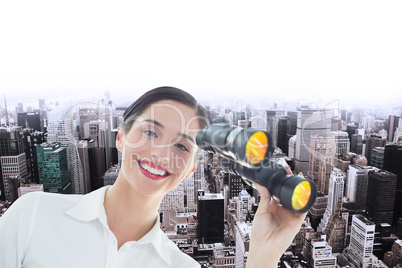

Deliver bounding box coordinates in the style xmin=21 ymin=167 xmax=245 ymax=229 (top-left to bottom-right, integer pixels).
xmin=1 ymin=155 xmax=27 ymax=203
xmin=250 ymin=107 xmax=267 ymax=131
xmin=47 ymin=105 xmax=84 ymax=194
xmin=308 ymin=194 xmax=328 ymax=230
xmin=36 ymin=142 xmax=72 ymax=194
xmin=23 ymin=130 xmax=46 ymax=184
xmin=392 ymin=114 xmax=402 ymax=143
xmin=387 ymin=114 xmax=402 ymax=142
xmin=304 ymin=233 xmax=337 ymax=268
xmin=295 ymin=109 xmax=332 ymax=175
xmin=347 ymin=124 xmax=358 ymax=143
xmin=383 ymin=144 xmax=402 ymax=227
xmin=197 ymin=193 xmax=224 ymax=244
xmin=346 ymin=165 xmax=373 ymax=211
xmin=351 ymin=134 xmax=363 ymax=154
xmin=277 ymin=113 xmax=297 ymax=156
xmin=0 ymin=126 xmax=25 ymax=202
xmin=17 ymin=112 xmax=41 ymax=131
xmin=237 ymin=189 xmax=253 ymax=222
xmin=366 ymin=169 xmax=397 ymax=226
xmin=307 ymin=134 xmax=335 ymax=194
xmin=76 ymin=140 xmax=92 ymax=194
xmin=266 ymin=110 xmax=286 ymax=148
xmin=370 ymin=147 xmax=385 ymax=169
xmin=229 ymin=173 xmax=243 ymax=199
xmin=348 ymin=214 xmax=375 ymax=268
xmin=318 ymin=169 xmax=344 ymax=233
xmin=388 ymin=115 xmax=400 ymax=142
xmin=332 ymin=131 xmax=350 ymax=157
xmin=235 ymin=221 xmax=252 ymax=268
xmin=317 ymin=170 xmax=346 ymax=253
xmin=365 ymin=135 xmax=386 ymax=166
xmin=160 ymin=181 xmax=185 ymax=213
xmin=185 ymin=173 xmax=196 ymax=213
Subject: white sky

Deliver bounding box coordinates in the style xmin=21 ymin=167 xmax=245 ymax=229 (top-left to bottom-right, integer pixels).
xmin=0 ymin=0 xmax=401 ymax=109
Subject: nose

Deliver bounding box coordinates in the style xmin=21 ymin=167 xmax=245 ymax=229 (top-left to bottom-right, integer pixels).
xmin=150 ymin=142 xmax=171 ymax=167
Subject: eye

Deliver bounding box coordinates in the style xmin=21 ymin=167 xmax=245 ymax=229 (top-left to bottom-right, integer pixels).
xmin=144 ymin=130 xmax=158 ymax=138
xmin=175 ymin=143 xmax=189 ymax=152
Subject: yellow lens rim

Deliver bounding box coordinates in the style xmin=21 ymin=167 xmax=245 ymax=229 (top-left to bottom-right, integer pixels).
xmin=245 ymin=131 xmax=268 ymax=165
xmin=292 ymin=181 xmax=311 ymax=211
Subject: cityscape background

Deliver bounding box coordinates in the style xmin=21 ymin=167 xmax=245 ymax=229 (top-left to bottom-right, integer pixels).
xmin=0 ymin=90 xmax=401 ymax=268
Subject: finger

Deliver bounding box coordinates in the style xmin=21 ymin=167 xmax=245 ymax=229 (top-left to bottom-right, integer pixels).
xmin=298 ymin=172 xmax=304 ymax=177
xmin=284 ymin=165 xmax=293 ymax=175
xmin=253 ymin=182 xmax=272 ymax=214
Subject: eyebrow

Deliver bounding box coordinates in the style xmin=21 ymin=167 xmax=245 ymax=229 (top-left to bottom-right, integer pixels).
xmin=144 ymin=119 xmax=195 ymax=145
xmin=144 ymin=119 xmax=164 ymax=129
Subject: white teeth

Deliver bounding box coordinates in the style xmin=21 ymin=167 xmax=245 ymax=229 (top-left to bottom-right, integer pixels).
xmin=139 ymin=162 xmax=168 ymax=176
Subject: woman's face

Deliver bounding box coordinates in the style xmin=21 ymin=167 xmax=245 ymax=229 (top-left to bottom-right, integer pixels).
xmin=117 ymin=100 xmax=202 ymax=196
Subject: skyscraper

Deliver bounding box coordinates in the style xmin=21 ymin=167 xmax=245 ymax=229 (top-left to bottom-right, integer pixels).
xmin=266 ymin=110 xmax=286 ymax=148
xmin=346 ymin=165 xmax=373 ymax=211
xmin=23 ymin=130 xmax=46 ymax=184
xmin=160 ymin=181 xmax=185 ymax=213
xmin=366 ymin=169 xmax=397 ymax=226
xmin=17 ymin=111 xmax=41 ymax=131
xmin=307 ymin=134 xmax=335 ymax=194
xmin=229 ymin=173 xmax=242 ymax=199
xmin=76 ymin=140 xmax=92 ymax=194
xmin=370 ymin=147 xmax=385 ymax=169
xmin=47 ymin=105 xmax=84 ymax=194
xmin=350 ymin=134 xmax=363 ymax=154
xmin=295 ymin=109 xmax=332 ymax=175
xmin=36 ymin=142 xmax=72 ymax=194
xmin=388 ymin=115 xmax=400 ymax=142
xmin=197 ymin=193 xmax=224 ymax=244
xmin=365 ymin=135 xmax=386 ymax=166
xmin=383 ymin=144 xmax=402 ymax=227
xmin=332 ymin=131 xmax=350 ymax=157
xmin=317 ymin=168 xmax=344 ymax=233
xmin=235 ymin=221 xmax=252 ymax=268
xmin=348 ymin=214 xmax=375 ymax=268
xmin=0 ymin=126 xmax=25 ymax=202
xmin=0 ymin=155 xmax=27 ymax=202
xmin=277 ymin=113 xmax=297 ymax=156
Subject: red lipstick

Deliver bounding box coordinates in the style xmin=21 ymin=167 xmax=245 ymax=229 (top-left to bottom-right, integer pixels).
xmin=137 ymin=160 xmax=171 ymax=181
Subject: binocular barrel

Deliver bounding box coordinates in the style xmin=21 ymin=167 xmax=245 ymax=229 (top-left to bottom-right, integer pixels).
xmin=196 ymin=123 xmax=317 ymax=214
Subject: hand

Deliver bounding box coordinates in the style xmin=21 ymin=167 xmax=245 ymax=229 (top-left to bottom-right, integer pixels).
xmin=246 ymin=167 xmax=307 ymax=268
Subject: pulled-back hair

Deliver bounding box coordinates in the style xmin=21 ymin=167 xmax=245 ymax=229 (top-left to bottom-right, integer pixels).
xmin=122 ymin=86 xmax=209 ymax=134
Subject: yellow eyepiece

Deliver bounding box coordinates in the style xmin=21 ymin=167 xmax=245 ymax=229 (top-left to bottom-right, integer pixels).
xmin=292 ymin=181 xmax=311 ymax=211
xmin=245 ymin=131 xmax=268 ymax=165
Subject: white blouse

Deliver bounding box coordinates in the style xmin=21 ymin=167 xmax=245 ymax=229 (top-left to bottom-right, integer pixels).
xmin=0 ymin=186 xmax=200 ymax=268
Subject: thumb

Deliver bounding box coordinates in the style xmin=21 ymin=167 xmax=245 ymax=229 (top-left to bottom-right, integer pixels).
xmin=254 ymin=182 xmax=272 ymax=215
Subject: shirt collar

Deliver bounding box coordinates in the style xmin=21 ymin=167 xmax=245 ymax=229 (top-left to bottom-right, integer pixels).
xmin=137 ymin=214 xmax=172 ymax=266
xmin=65 ymin=186 xmax=171 ymax=266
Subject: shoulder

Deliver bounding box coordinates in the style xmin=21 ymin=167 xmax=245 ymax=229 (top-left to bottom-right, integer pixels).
xmin=2 ymin=191 xmax=83 ymax=221
xmin=161 ymin=233 xmax=200 ymax=268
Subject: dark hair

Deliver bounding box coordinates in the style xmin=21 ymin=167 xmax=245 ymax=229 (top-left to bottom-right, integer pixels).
xmin=122 ymin=86 xmax=209 ymax=133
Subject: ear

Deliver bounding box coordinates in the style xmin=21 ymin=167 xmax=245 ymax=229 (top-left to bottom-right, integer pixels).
xmin=116 ymin=126 xmax=123 ymax=151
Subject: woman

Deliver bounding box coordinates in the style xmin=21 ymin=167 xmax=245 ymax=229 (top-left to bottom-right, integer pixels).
xmin=0 ymin=86 xmax=306 ymax=268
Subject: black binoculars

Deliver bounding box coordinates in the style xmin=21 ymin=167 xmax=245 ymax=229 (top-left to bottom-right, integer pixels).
xmin=196 ymin=123 xmax=317 ymax=214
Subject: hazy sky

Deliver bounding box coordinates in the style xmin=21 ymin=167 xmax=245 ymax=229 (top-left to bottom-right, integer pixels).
xmin=0 ymin=1 xmax=401 ymax=109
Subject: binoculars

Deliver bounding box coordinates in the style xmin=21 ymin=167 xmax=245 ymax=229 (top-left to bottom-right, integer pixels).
xmin=196 ymin=123 xmax=317 ymax=214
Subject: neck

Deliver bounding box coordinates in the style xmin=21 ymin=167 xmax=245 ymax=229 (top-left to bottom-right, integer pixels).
xmin=104 ymin=173 xmax=164 ymax=245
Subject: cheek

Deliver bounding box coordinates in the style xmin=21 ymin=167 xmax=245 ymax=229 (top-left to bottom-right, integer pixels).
xmin=169 ymin=152 xmax=195 ymax=173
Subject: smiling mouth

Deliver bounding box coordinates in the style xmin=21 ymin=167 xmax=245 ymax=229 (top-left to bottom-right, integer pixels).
xmin=137 ymin=160 xmax=171 ymax=180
